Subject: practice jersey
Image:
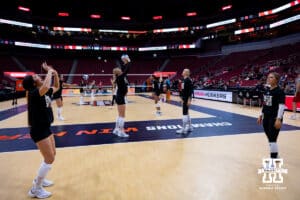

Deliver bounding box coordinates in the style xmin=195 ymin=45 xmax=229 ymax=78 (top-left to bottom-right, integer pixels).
xmin=262 ymin=86 xmax=285 ymax=118
xmin=116 ymin=62 xmax=130 ymax=96
xmin=181 ymin=77 xmax=193 ymax=100
xmin=28 ymin=88 xmax=54 ymax=127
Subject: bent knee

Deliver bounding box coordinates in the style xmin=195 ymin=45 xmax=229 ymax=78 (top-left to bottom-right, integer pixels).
xmin=45 ymin=154 xmax=55 ymax=164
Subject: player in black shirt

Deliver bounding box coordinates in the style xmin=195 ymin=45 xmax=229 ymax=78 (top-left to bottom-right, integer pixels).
xmin=290 ymin=74 xmax=300 ymax=120
xmin=177 ymin=69 xmax=193 ymax=134
xmin=121 ymin=54 xmax=131 ymax=75
xmin=257 ymin=72 xmax=285 ymax=159
xmin=112 ymin=55 xmax=131 ymax=138
xmin=52 ymin=74 xmax=76 ymax=120
xmin=151 ymin=75 xmax=164 ymax=116
xmin=121 ymin=54 xmax=131 ymax=104
xmin=22 ymin=62 xmax=59 ymax=199
xmin=52 ymin=75 xmax=64 ymax=120
xmin=111 ymin=76 xmax=117 ymax=106
xmin=79 ymin=75 xmax=89 ymax=104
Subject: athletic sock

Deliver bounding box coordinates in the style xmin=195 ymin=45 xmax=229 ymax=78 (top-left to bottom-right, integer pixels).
xmin=35 ymin=162 xmax=52 ymax=188
xmin=57 ymin=107 xmax=62 ymax=117
xmin=115 ymin=117 xmax=120 ymax=129
xmin=187 ymin=115 xmax=191 ymax=127
xmin=118 ymin=117 xmax=125 ymax=130
xmin=182 ymin=115 xmax=188 ymax=129
xmin=269 ymin=142 xmax=278 ymax=159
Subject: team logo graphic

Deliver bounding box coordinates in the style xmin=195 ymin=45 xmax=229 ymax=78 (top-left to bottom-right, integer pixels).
xmin=258 ymin=158 xmax=288 ymax=190
xmin=45 ymin=95 xmax=52 ymax=108
xmin=258 ymin=158 xmax=288 ymax=183
xmin=263 ymin=95 xmax=273 ymax=106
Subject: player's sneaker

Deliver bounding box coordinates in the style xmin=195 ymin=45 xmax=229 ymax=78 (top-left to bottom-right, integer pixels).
xmin=187 ymin=126 xmax=193 ymax=132
xmin=176 ymin=128 xmax=188 ymax=134
xmin=117 ymin=131 xmax=129 ymax=138
xmin=263 ymin=162 xmax=275 ymax=171
xmin=112 ymin=128 xmax=120 ymax=135
xmin=28 ymin=186 xmax=52 ymax=199
xmin=58 ymin=116 xmax=65 ymax=121
xmin=33 ymin=179 xmax=54 ymax=187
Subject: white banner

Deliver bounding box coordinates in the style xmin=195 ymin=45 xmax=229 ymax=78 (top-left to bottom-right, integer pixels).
xmin=171 ymin=91 xmax=180 ymax=96
xmin=138 ymin=46 xmax=167 ymax=51
xmin=194 ymin=90 xmax=233 ymax=102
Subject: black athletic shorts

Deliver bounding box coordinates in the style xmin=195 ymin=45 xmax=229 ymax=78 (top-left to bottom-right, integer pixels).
xmin=116 ymin=95 xmax=126 ymax=105
xmin=30 ymin=126 xmax=52 ymax=143
xmin=153 ymin=91 xmax=161 ymax=97
xmin=52 ymin=95 xmax=62 ymax=101
xmin=182 ymin=98 xmax=189 ymax=115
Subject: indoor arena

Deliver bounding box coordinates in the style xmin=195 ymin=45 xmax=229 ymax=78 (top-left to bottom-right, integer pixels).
xmin=0 ymin=0 xmax=300 ymax=200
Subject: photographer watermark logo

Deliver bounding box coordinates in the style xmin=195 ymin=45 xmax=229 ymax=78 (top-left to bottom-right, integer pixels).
xmin=258 ymin=158 xmax=288 ymax=190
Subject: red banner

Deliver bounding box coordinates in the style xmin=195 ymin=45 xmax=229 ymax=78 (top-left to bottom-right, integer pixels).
xmin=285 ymin=95 xmax=300 ymax=111
xmin=153 ymin=71 xmax=176 ymax=77
xmin=15 ymin=79 xmax=24 ymax=91
xmin=4 ymin=71 xmax=34 ymax=78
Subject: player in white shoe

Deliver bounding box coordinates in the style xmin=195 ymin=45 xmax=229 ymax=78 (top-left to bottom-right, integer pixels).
xmin=112 ymin=55 xmax=131 ymax=138
xmin=176 ymin=69 xmax=193 ymax=134
xmin=52 ymin=74 xmax=76 ymax=120
xmin=151 ymin=75 xmax=163 ymax=116
xmin=290 ymin=74 xmax=300 ymax=120
xmin=23 ymin=62 xmax=58 ymax=199
xmin=257 ymin=72 xmax=285 ymax=160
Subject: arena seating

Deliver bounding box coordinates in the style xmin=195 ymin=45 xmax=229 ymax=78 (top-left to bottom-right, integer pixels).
xmin=1 ymin=42 xmax=299 ymax=93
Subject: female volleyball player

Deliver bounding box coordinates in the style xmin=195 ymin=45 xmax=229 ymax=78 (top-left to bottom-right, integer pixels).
xmin=121 ymin=54 xmax=131 ymax=103
xmin=151 ymin=75 xmax=164 ymax=116
xmin=121 ymin=54 xmax=131 ymax=74
xmin=257 ymin=72 xmax=285 ymax=159
xmin=176 ymin=69 xmax=193 ymax=134
xmin=111 ymin=76 xmax=117 ymax=106
xmin=290 ymin=74 xmax=300 ymax=120
xmin=53 ymin=74 xmax=76 ymax=120
xmin=52 ymin=74 xmax=65 ymax=120
xmin=22 ymin=62 xmax=59 ymax=199
xmin=112 ymin=55 xmax=131 ymax=137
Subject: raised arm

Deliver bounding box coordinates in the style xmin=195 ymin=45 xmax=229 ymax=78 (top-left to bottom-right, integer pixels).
xmin=296 ymin=80 xmax=300 ymax=95
xmin=124 ymin=64 xmax=130 ymax=76
xmin=52 ymin=70 xmax=60 ymax=94
xmin=39 ymin=62 xmax=59 ymax=96
xmin=39 ymin=69 xmax=53 ymax=96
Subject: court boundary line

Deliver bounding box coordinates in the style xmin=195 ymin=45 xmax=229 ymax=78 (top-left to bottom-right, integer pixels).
xmin=1 ymin=130 xmax=299 ymax=155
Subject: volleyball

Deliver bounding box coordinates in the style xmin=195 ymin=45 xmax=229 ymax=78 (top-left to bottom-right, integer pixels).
xmin=83 ymin=74 xmax=89 ymax=80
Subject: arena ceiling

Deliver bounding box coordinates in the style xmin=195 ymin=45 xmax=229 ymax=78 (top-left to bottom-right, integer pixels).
xmin=1 ymin=0 xmax=293 ymax=27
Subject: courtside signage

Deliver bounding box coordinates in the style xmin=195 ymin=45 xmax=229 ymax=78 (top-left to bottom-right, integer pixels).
xmin=194 ymin=90 xmax=233 ymax=102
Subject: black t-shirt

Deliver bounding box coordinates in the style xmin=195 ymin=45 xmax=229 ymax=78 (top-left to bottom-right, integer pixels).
xmin=152 ymin=79 xmax=163 ymax=93
xmin=121 ymin=62 xmax=131 ymax=74
xmin=79 ymin=80 xmax=87 ymax=93
xmin=181 ymin=77 xmax=193 ymax=99
xmin=28 ymin=88 xmax=54 ymax=127
xmin=53 ymin=80 xmax=63 ymax=98
xmin=262 ymin=86 xmax=285 ymax=118
xmin=116 ymin=63 xmax=130 ymax=96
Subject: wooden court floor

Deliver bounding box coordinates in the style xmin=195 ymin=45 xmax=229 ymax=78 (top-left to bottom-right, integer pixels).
xmin=0 ymin=94 xmax=299 ymax=200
